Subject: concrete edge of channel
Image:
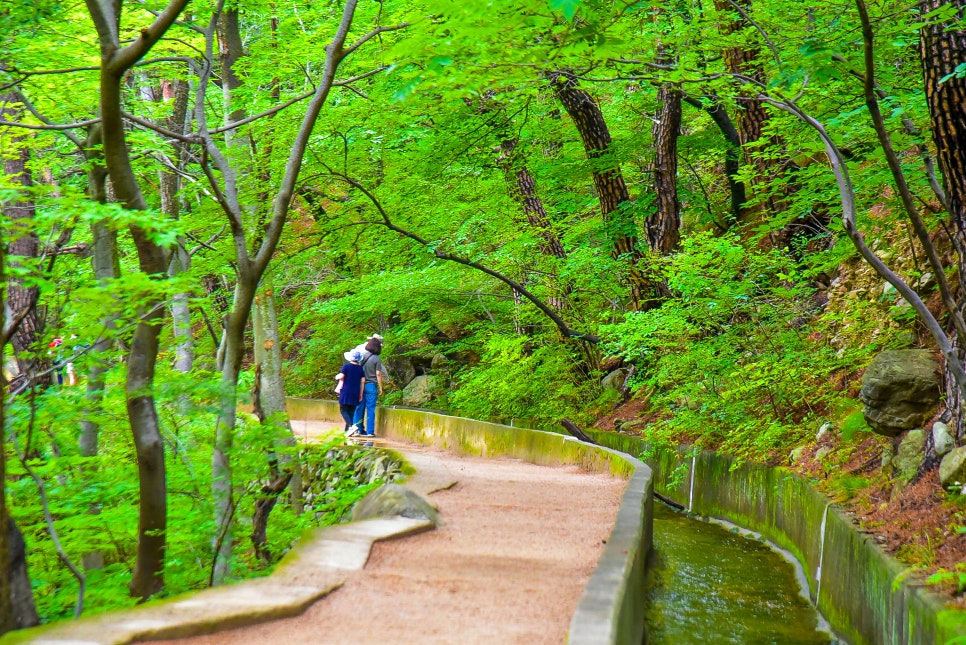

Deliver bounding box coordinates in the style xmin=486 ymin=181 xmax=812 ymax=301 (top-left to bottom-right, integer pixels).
xmin=286 ymin=398 xmax=656 ymax=645
xmin=6 ymin=511 xmax=434 ymax=645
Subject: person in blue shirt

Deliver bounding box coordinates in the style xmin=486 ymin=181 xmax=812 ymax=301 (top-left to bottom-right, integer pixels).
xmin=339 ymin=350 xmax=365 ymax=436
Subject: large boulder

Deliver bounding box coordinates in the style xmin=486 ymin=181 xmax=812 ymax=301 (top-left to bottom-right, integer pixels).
xmin=352 ymin=484 xmax=440 ymax=525
xmin=939 ymin=446 xmax=966 ymax=491
xmin=401 ymin=374 xmax=440 ymax=407
xmin=601 ymin=368 xmax=629 ymax=391
xmin=859 ymin=349 xmax=940 ymax=437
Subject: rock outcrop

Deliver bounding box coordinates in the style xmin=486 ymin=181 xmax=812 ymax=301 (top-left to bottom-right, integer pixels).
xmin=352 ymin=484 xmax=440 ymax=525
xmin=859 ymin=350 xmax=940 ymax=437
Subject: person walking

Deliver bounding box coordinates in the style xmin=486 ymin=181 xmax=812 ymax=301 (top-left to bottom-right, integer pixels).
xmin=339 ymin=350 xmax=366 ymax=436
xmin=351 ymin=336 xmax=390 ymax=437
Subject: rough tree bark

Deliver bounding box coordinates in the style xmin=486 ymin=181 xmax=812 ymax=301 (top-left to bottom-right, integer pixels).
xmin=550 ymin=72 xmax=651 ymax=308
xmin=1 ymin=92 xmax=50 ymax=390
xmin=714 ymin=0 xmax=787 ymax=226
xmin=918 ymin=0 xmax=966 ymax=437
xmin=648 ymin=76 xmax=682 ymax=255
xmin=84 ymin=0 xmax=189 ymax=600
xmin=497 ymin=138 xmax=567 ymax=260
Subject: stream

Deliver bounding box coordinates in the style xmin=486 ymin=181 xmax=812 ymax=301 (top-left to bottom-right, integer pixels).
xmin=643 ymin=503 xmax=836 ymax=644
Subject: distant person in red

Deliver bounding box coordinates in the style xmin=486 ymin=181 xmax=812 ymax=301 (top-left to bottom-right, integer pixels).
xmin=339 ymin=350 xmax=365 ymax=436
xmin=48 ymin=337 xmax=64 ymax=385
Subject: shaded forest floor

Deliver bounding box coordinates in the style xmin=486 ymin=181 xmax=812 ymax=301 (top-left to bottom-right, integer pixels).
xmin=595 ymin=399 xmax=966 ymax=607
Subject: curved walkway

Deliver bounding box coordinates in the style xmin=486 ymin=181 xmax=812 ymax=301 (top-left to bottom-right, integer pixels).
xmin=158 ymin=436 xmax=626 ymax=645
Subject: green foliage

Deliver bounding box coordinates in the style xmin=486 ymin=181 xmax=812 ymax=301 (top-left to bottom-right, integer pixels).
xmin=447 ymin=333 xmax=610 ymax=428
xmin=928 ymin=564 xmax=966 ymax=596
xmin=602 ymin=233 xmax=894 ymax=460
xmin=5 ymin=360 xmax=398 ymax=622
xmin=827 ymin=474 xmax=870 ymax=501
xmin=839 ymin=409 xmax=871 ymax=441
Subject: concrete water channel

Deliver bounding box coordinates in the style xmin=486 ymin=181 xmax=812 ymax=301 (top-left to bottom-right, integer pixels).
xmin=644 ymin=503 xmax=834 ymax=644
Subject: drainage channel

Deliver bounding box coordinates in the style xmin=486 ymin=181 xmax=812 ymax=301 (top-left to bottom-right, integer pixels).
xmin=643 ymin=503 xmax=840 ymax=644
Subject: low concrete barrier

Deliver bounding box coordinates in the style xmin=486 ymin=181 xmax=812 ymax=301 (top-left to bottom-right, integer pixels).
xmin=590 ymin=432 xmax=966 ymax=645
xmin=286 ymin=398 xmax=654 ymax=645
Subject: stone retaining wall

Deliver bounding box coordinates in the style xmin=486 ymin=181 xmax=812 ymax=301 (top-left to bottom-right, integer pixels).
xmin=286 ymin=399 xmax=654 ymax=645
xmin=590 ymin=432 xmax=966 ymax=645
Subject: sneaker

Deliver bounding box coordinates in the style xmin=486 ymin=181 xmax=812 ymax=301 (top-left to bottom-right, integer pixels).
xmin=364 ymin=433 xmax=376 ymax=437
xmin=345 ymin=425 xmax=360 ymax=437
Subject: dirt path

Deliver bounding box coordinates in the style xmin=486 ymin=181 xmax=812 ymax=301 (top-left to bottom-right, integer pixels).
xmin=163 ymin=439 xmax=626 ymax=645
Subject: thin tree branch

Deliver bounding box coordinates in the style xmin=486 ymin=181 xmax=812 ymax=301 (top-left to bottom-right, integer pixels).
xmin=329 ymin=171 xmax=600 ymax=343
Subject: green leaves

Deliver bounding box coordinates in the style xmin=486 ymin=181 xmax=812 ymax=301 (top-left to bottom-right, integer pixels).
xmin=548 ymin=0 xmax=582 ymax=21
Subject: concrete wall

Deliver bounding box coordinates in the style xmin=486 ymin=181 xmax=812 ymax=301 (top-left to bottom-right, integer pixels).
xmin=590 ymin=432 xmax=966 ymax=645
xmin=286 ymin=399 xmax=654 ymax=645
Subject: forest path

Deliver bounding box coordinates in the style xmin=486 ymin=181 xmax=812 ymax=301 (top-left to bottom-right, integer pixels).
xmin=158 ymin=428 xmax=626 ymax=645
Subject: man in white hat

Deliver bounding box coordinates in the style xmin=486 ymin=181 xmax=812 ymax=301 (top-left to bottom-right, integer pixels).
xmin=350 ymin=335 xmax=390 ymax=436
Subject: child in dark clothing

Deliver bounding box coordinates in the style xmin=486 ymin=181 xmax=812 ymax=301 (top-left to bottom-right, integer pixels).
xmin=338 ymin=350 xmax=366 ymax=436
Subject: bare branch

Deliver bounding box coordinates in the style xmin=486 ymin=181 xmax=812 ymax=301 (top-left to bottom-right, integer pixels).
xmin=0 ymin=118 xmax=101 ymax=131
xmin=122 ymin=111 xmax=198 ymax=143
xmin=341 ymin=22 xmax=410 ymax=59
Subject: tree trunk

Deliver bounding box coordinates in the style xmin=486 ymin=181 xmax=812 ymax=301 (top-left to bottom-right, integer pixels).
xmin=253 ymin=284 xmax=302 ymax=513
xmin=919 ymin=0 xmax=966 ymax=435
xmin=125 ymin=305 xmax=167 ymax=600
xmin=713 ymin=0 xmax=786 ymax=226
xmin=550 ymin=72 xmax=649 ymax=307
xmin=79 ymin=126 xmax=118 ymax=458
xmin=4 ymin=519 xmax=39 ymax=632
xmin=0 ymin=247 xmax=39 ymax=634
xmin=1 ymin=92 xmax=50 ymax=390
xmin=497 ymin=139 xmax=567 ymax=260
xmin=212 ymin=279 xmax=257 ymax=584
xmin=85 ymin=0 xmax=188 ymax=600
xmin=159 ymin=79 xmax=194 ymax=375
xmin=648 ymin=79 xmax=682 ymax=255
xmin=920 ymin=0 xmax=966 ymax=286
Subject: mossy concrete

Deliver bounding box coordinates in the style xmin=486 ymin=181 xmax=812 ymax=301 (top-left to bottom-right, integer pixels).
xmin=286 ymin=398 xmax=654 ymax=645
xmin=590 ymin=431 xmax=966 ymax=645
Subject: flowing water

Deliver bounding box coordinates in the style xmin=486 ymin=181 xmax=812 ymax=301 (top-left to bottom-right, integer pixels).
xmin=643 ymin=503 xmax=834 ymax=645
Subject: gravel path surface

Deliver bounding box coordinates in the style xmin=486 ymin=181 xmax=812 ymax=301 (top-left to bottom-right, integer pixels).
xmin=162 ymin=439 xmax=626 ymax=645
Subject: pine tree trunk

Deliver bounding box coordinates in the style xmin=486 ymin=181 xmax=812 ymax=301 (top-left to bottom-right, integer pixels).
xmin=920 ymin=0 xmax=966 ymax=286
xmin=648 ymin=80 xmax=682 ymax=255
xmin=498 ymin=138 xmax=567 ymax=260
xmin=713 ymin=0 xmax=786 ymax=225
xmin=919 ymin=0 xmax=966 ymax=435
xmin=551 ymin=72 xmax=648 ymax=307
xmin=1 ymin=93 xmax=50 ymax=390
